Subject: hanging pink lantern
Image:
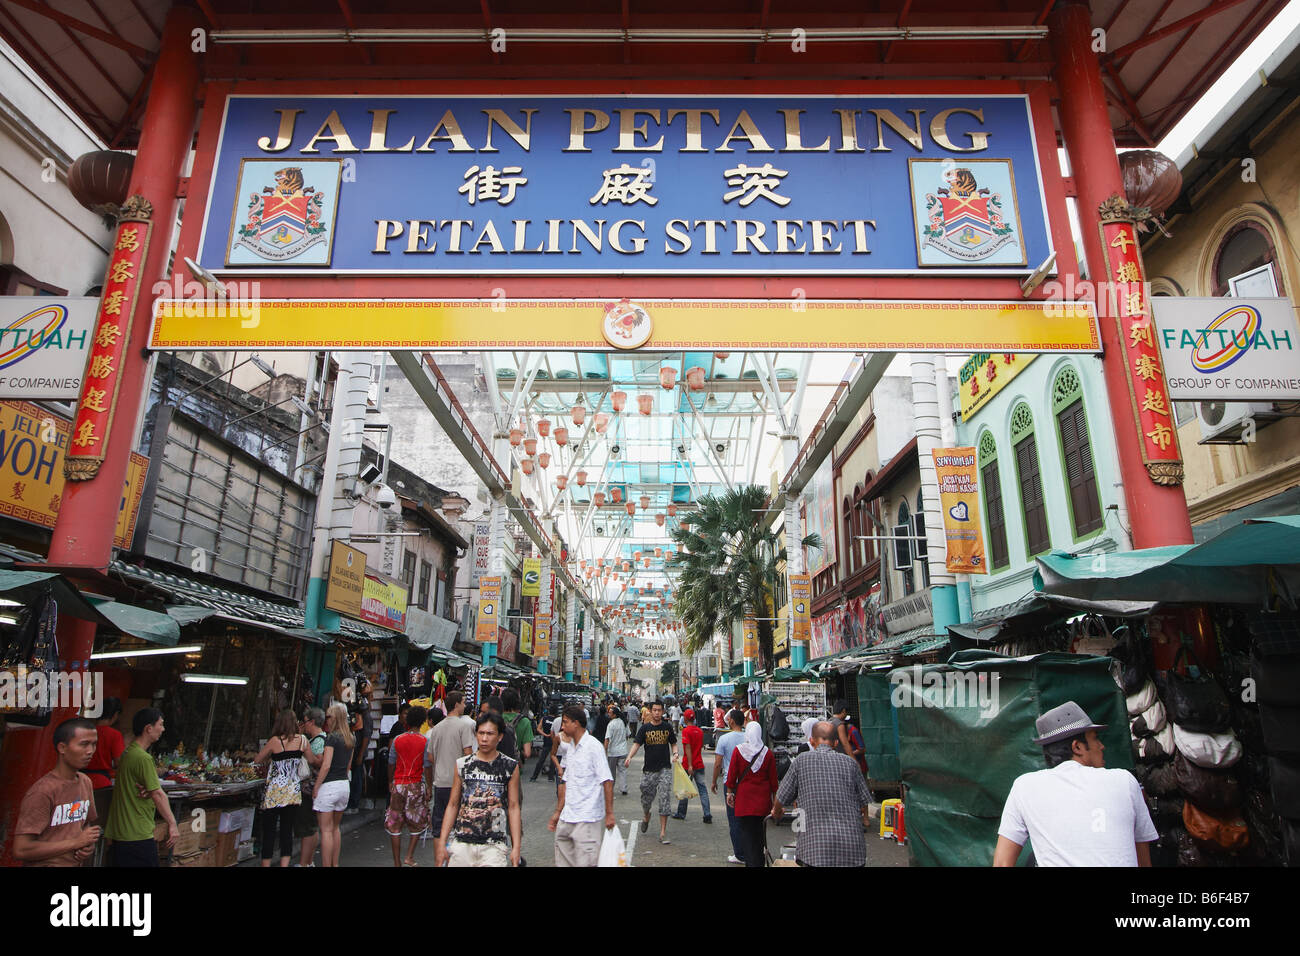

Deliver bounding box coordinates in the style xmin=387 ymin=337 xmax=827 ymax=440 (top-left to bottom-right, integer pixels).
xmin=585 ymin=568 xmax=594 ymax=579
xmin=537 ymin=418 xmax=551 ymax=438
xmin=579 ymin=560 xmax=588 ymax=570
xmin=659 ymin=367 xmax=677 ymax=390
xmin=639 ymin=494 xmax=650 ymax=511
xmin=575 ymin=469 xmax=588 ymax=486
xmin=655 ymin=547 xmax=663 ymax=558
xmin=685 ymin=366 xmax=706 ymax=391
xmin=556 ymin=474 xmax=568 ymax=490
xmin=611 ymin=488 xmax=623 ymax=504
xmin=622 ymin=561 xmax=631 ymax=571
xmin=633 ymin=550 xmax=642 ymax=561
xmin=594 ymin=492 xmax=606 ymax=506
xmin=625 ymin=502 xmax=636 ymax=516
xmin=554 ymin=426 xmax=569 ymax=447
xmin=597 ymin=558 xmax=606 ymax=567
xmin=571 ymin=404 xmax=586 ymax=425
xmin=524 ymin=437 xmax=538 ymax=456
xmin=594 ymin=412 xmax=610 ymax=434
xmin=611 ymin=390 xmax=627 ymax=412
xmin=655 ymin=513 xmax=665 ymax=527
xmin=714 ymin=352 xmax=730 ymax=360
xmin=509 ymin=428 xmax=523 ymax=447
xmin=637 ymin=394 xmax=654 ymax=416
xmin=667 ymin=504 xmax=677 ymax=517
xmin=643 ymin=557 xmax=651 ymax=568
xmin=538 ymin=452 xmax=551 ymax=469
xmin=521 ymin=458 xmax=535 ymax=476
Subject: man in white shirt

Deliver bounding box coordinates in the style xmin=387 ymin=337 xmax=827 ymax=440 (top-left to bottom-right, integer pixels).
xmin=668 ymin=701 xmax=683 ymax=732
xmin=548 ymin=705 xmax=616 ymax=867
xmin=994 ymin=701 xmax=1158 ymax=867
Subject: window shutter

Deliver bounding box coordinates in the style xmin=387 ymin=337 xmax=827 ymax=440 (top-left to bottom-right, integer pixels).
xmin=1058 ymin=399 xmax=1102 ymax=535
xmin=982 ymin=460 xmax=1009 ymax=568
xmin=1016 ymin=435 xmax=1050 ymax=556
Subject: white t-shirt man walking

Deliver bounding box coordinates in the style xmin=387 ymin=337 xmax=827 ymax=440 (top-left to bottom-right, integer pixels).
xmin=549 ymin=706 xmax=615 ymax=867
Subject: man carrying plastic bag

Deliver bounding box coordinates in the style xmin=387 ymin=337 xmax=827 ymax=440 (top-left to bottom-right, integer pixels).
xmin=597 ymin=824 xmax=628 ymax=867
xmin=548 ymin=705 xmax=617 ymax=866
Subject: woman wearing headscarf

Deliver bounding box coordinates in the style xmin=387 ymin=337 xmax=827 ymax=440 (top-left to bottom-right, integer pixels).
xmin=724 ymin=721 xmax=779 ymax=867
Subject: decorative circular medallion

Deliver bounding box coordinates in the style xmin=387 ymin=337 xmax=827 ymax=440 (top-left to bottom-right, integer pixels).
xmin=601 ymin=299 xmax=652 ymax=350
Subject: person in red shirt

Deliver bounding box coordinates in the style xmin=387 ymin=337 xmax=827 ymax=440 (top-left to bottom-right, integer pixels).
xmin=671 ymin=709 xmax=712 ymax=824
xmin=386 ymin=705 xmax=431 ymax=867
xmin=85 ymin=698 xmax=124 ymax=839
xmin=713 ymin=704 xmax=726 ymax=730
xmin=725 ymin=721 xmax=779 ymax=867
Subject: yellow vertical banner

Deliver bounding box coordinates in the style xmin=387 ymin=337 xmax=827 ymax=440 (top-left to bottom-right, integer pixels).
xmin=476 ymin=576 xmax=502 ymax=642
xmin=521 ymin=557 xmax=541 ymax=597
xmin=789 ymin=573 xmax=811 ymax=643
xmin=743 ymin=615 xmax=758 ymax=660
xmin=519 ymin=620 xmax=533 ymax=656
xmin=932 ymin=447 xmax=988 ymax=574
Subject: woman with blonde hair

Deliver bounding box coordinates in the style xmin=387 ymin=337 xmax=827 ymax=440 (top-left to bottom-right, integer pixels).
xmin=253 ymin=709 xmax=308 ymax=867
xmin=312 ymin=702 xmax=354 ymax=867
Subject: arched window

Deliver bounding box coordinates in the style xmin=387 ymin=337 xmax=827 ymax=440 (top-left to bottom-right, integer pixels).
xmin=1213 ymin=221 xmax=1280 ymax=296
xmin=978 ymin=430 xmax=1010 ymax=570
xmin=1011 ymin=401 xmax=1051 ymax=557
xmin=897 ymin=499 xmax=915 ymax=596
xmin=1052 ymin=366 xmax=1103 ymax=538
xmin=856 ymin=472 xmax=878 ymax=572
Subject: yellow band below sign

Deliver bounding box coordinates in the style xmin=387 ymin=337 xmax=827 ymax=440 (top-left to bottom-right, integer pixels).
xmin=151 ymin=298 xmax=1099 ymax=352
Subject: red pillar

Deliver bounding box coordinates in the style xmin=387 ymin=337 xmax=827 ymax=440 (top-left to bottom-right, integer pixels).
xmin=1050 ymin=0 xmax=1194 ymax=549
xmin=0 ymin=6 xmax=202 ymax=864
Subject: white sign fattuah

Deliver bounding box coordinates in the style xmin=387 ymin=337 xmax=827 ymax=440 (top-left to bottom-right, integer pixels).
xmin=0 ymin=298 xmax=98 ymax=400
xmin=1151 ymin=297 xmax=1300 ymax=401
xmin=471 ymin=521 xmax=490 ymax=587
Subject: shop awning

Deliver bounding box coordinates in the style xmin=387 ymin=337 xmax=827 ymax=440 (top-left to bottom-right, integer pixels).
xmin=947 ymin=592 xmax=1161 ymax=644
xmin=1034 ymin=516 xmax=1300 ymax=604
xmin=0 ymin=568 xmax=180 ymax=645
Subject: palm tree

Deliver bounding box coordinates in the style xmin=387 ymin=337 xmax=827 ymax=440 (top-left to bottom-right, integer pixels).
xmin=667 ymin=485 xmax=821 ymax=673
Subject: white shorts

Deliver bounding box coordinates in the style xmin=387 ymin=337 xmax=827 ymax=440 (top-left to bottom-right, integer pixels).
xmin=313 ymin=779 xmax=350 ymax=812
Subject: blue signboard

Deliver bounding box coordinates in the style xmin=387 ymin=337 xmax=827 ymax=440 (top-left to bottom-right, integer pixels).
xmin=197 ymin=95 xmax=1054 ymax=275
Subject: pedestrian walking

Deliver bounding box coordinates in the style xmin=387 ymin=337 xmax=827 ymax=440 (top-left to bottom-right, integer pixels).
xmin=348 ymin=680 xmax=373 ymax=811
xmin=993 ymin=701 xmax=1158 ymax=867
xmin=549 ymin=706 xmax=616 ymax=866
xmin=251 ymin=709 xmax=307 ymax=867
xmin=426 ymin=690 xmax=475 ymax=837
xmin=713 ymin=702 xmax=726 ymax=730
xmin=295 ymin=708 xmax=327 ymax=867
xmin=13 ymin=717 xmax=100 ymax=866
xmin=103 ymin=708 xmax=178 ymax=867
xmin=502 ymin=688 xmax=535 ymax=766
xmin=311 ymin=702 xmax=354 ymax=867
xmin=530 ymin=704 xmax=559 ymax=782
xmin=771 ymin=722 xmax=872 ymax=867
xmin=671 ymin=708 xmax=712 ymax=823
xmin=712 ymin=708 xmax=747 ymax=864
xmin=603 ymin=703 xmax=629 ymax=794
xmin=624 ymin=700 xmax=678 ymax=844
xmin=434 ymin=712 xmax=522 ymax=867
xmin=668 ymin=700 xmax=682 ymax=732
xmin=725 ymin=721 xmax=778 ymax=866
xmin=386 ymin=705 xmax=430 ymax=867
xmin=625 ymin=699 xmax=639 ymax=739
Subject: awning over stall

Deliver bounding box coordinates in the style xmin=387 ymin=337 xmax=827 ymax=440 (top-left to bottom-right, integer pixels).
xmin=0 ymin=568 xmax=180 ymax=645
xmin=1034 ymin=516 xmax=1300 ymax=604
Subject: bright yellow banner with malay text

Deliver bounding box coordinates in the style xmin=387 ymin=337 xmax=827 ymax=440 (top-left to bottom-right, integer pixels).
xmin=932 ymin=447 xmax=987 ymax=575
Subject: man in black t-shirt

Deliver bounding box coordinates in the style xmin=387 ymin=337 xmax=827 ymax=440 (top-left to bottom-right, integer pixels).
xmin=624 ymin=700 xmax=678 ymax=844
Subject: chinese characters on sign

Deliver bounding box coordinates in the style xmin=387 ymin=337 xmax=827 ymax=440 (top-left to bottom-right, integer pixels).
xmin=1098 ymin=198 xmax=1184 ymax=486
xmin=66 ymin=197 xmax=152 ymax=480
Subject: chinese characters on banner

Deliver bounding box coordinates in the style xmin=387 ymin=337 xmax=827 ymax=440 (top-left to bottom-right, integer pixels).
xmin=742 ymin=615 xmax=758 ymax=660
xmin=66 ymin=197 xmax=152 ymax=480
xmin=789 ymin=573 xmax=812 ymax=643
xmin=475 ymin=575 xmax=501 ymax=642
xmin=533 ymin=568 xmax=553 ymax=658
xmin=1099 ymin=198 xmax=1184 ymax=486
xmin=931 ymin=447 xmax=988 ymax=574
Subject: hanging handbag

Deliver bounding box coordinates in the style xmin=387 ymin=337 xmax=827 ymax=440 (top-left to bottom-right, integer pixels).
xmin=1172 ymin=722 xmax=1242 ymax=769
xmin=1173 ymin=753 xmax=1240 ymax=813
xmin=1182 ymin=799 xmax=1249 ymax=852
xmin=1137 ymin=723 xmax=1175 ymax=761
xmin=1130 ymin=699 xmax=1167 ymax=738
xmin=1126 ymin=679 xmax=1157 ymax=717
xmin=1157 ymin=646 xmax=1230 ymax=733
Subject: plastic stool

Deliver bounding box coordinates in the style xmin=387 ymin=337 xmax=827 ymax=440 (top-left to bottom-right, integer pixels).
xmin=894 ymin=803 xmax=907 ymax=845
xmin=879 ymin=798 xmax=903 ymax=839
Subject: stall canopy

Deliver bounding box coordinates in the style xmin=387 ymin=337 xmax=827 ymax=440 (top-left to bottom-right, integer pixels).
xmin=947 ymin=592 xmax=1160 ymax=645
xmin=0 ymin=568 xmax=180 ymax=645
xmin=1034 ymin=516 xmax=1300 ymax=604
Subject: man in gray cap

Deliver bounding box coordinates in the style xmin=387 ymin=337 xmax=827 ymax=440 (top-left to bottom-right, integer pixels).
xmin=993 ymin=701 xmax=1158 ymax=867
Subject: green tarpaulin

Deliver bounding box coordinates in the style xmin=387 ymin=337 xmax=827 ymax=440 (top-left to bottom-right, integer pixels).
xmin=1035 ymin=515 xmax=1300 ymax=604
xmin=0 ymin=568 xmax=180 ymax=646
xmin=893 ymin=650 xmax=1129 ymax=867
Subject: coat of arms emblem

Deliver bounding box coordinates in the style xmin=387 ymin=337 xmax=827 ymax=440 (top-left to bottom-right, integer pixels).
xmin=910 ymin=159 xmax=1025 ymax=267
xmin=226 ymin=159 xmax=341 ymax=266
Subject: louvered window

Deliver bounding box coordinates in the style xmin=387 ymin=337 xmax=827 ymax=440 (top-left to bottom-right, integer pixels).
xmin=1052 ymin=367 xmax=1103 ymax=537
xmin=979 ymin=431 xmax=1010 ymax=570
xmin=1011 ymin=403 xmax=1050 ymax=556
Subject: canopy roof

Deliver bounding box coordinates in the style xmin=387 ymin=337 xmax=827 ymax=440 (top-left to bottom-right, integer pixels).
xmin=1034 ymin=516 xmax=1300 ymax=604
xmin=0 ymin=2 xmax=1284 ymax=149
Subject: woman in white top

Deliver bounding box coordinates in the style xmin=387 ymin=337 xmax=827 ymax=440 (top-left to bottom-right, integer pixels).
xmin=602 ymin=704 xmax=630 ymax=795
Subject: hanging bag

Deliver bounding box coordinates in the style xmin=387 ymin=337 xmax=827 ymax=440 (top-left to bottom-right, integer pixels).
xmin=1172 ymin=722 xmax=1242 ymax=769
xmin=597 ymin=825 xmax=628 ymax=867
xmin=1182 ymin=800 xmax=1249 ymax=852
xmin=1126 ymin=680 xmax=1157 ymax=717
xmin=1158 ymin=646 xmax=1230 ymax=733
xmin=1173 ymin=753 xmax=1241 ymax=813
xmin=1130 ymin=699 xmax=1167 ymax=738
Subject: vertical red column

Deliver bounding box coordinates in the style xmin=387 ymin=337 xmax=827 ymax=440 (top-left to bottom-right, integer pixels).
xmin=1049 ymin=0 xmax=1194 ymax=548
xmin=0 ymin=6 xmax=202 ymax=863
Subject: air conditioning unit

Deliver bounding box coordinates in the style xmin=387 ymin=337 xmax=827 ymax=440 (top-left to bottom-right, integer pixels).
xmin=1196 ymin=401 xmax=1280 ymax=444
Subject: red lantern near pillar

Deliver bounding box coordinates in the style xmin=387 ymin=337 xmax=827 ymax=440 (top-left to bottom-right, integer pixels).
xmin=611 ymin=390 xmax=626 ymax=412
xmin=655 ymin=547 xmax=663 ymax=558
xmin=714 ymin=352 xmax=730 ymax=360
xmin=521 ymin=458 xmax=535 ymax=476
xmin=593 ymin=491 xmax=606 ymax=506
xmin=509 ymin=427 xmax=523 ymax=446
xmin=537 ymin=418 xmax=551 ymax=437
xmin=611 ymin=487 xmax=623 ymax=503
xmin=625 ymin=502 xmax=636 ymax=516
xmin=575 ymin=469 xmax=588 ymax=486
xmin=571 ymin=404 xmax=586 ymax=425
xmin=622 ymin=561 xmax=631 ymax=571
xmin=594 ymin=412 xmax=610 ymax=434
xmin=643 ymin=557 xmax=651 ymax=568
xmin=685 ymin=367 xmax=706 ymax=391
xmin=667 ymin=504 xmax=677 ymax=517
xmin=554 ymin=426 xmax=569 ymax=446
xmin=639 ymin=494 xmax=650 ymax=511
xmin=524 ymin=437 xmax=538 ymax=456
xmin=659 ymin=367 xmax=677 ymax=390
xmin=556 ymin=474 xmax=568 ymax=490
xmin=637 ymin=394 xmax=654 ymax=415
xmin=633 ymin=550 xmax=642 ymax=561
xmin=538 ymin=452 xmax=551 ymax=469
xmin=655 ymin=513 xmax=666 ymax=527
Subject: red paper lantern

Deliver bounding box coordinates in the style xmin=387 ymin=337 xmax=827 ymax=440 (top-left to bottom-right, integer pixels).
xmin=509 ymin=428 xmax=523 ymax=447
xmin=572 ymin=405 xmax=586 ymax=425
xmin=714 ymin=352 xmax=730 ymax=360
xmin=575 ymin=469 xmax=588 ymax=486
xmin=659 ymin=367 xmax=677 ymax=390
xmin=554 ymin=426 xmax=569 ymax=447
xmin=524 ymin=437 xmax=538 ymax=456
xmin=655 ymin=514 xmax=665 ymax=527
xmin=594 ymin=412 xmax=610 ymax=434
xmin=521 ymin=458 xmax=535 ymax=476
xmin=556 ymin=475 xmax=568 ymax=490
xmin=685 ymin=367 xmax=706 ymax=391
xmin=611 ymin=390 xmax=626 ymax=412
xmin=643 ymin=558 xmax=651 ymax=568
xmin=622 ymin=561 xmax=631 ymax=571
xmin=538 ymin=452 xmax=551 ymax=469
xmin=637 ymin=394 xmax=654 ymax=416
xmin=667 ymin=504 xmax=677 ymax=516
xmin=633 ymin=550 xmax=642 ymax=561
xmin=639 ymin=495 xmax=650 ymax=511
xmin=625 ymin=502 xmax=636 ymax=516
xmin=594 ymin=492 xmax=606 ymax=506
xmin=655 ymin=547 xmax=663 ymax=557
xmin=611 ymin=488 xmax=622 ymax=503
xmin=537 ymin=418 xmax=551 ymax=437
